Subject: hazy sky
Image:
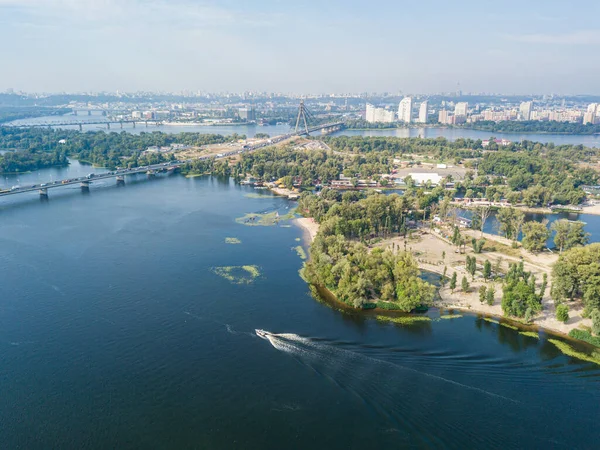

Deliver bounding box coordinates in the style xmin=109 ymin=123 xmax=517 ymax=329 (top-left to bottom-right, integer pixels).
xmin=1 ymin=0 xmax=600 ymax=94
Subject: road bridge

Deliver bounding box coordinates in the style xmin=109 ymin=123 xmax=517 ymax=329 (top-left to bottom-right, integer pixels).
xmin=0 ymin=120 xmax=344 ymax=200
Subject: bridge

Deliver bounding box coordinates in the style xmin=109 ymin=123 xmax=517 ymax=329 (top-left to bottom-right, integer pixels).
xmin=0 ymin=115 xmax=344 ymax=200
xmin=7 ymin=120 xmax=163 ymax=131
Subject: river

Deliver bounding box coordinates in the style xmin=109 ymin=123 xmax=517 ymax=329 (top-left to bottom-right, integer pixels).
xmin=0 ymin=168 xmax=599 ymax=448
xmin=7 ymin=115 xmax=600 ymax=147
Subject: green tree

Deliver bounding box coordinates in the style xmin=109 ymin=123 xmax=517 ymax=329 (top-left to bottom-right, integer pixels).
xmin=551 ymin=243 xmax=600 ymax=312
xmin=483 ymin=259 xmax=492 ymax=281
xmin=591 ymin=309 xmax=600 ymax=336
xmin=479 ymin=285 xmax=487 ymax=303
xmin=486 ymin=285 xmax=495 ymax=305
xmin=521 ymin=220 xmax=550 ymax=252
xmin=466 ymin=256 xmax=477 ymax=280
xmin=556 ymin=304 xmax=569 ymax=323
xmin=461 ymin=276 xmax=470 ymax=293
xmin=540 ymin=273 xmax=548 ymax=298
xmin=450 ymin=272 xmax=457 ymax=293
xmin=552 ymin=220 xmax=589 ymax=252
xmin=441 ymin=266 xmax=448 ymax=285
xmin=496 ymin=207 xmax=525 ymax=242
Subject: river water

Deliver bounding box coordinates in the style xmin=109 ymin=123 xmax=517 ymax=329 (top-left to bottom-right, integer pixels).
xmin=0 ymin=168 xmax=599 ymax=448
xmin=7 ymin=115 xmax=600 ymax=147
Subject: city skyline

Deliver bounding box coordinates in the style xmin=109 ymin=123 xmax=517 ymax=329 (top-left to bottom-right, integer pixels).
xmin=1 ymin=0 xmax=600 ymax=94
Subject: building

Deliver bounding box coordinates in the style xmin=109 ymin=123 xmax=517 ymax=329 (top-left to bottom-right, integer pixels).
xmin=365 ymin=104 xmax=395 ymax=123
xmin=519 ymin=101 xmax=533 ymax=120
xmin=584 ymin=103 xmax=599 ymax=125
xmin=407 ymin=172 xmax=443 ymax=186
xmin=454 ymin=102 xmax=468 ymax=117
xmin=131 ymin=111 xmax=142 ymax=119
xmin=482 ymin=138 xmax=512 ymax=147
xmin=438 ymin=109 xmax=452 ymax=125
xmin=418 ymin=101 xmax=429 ymax=124
xmin=238 ymin=107 xmax=256 ymax=122
xmin=398 ymin=97 xmax=413 ymax=123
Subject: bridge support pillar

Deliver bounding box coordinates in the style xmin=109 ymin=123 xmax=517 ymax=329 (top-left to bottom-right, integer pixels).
xmin=120 ymin=122 xmax=123 ymax=129
xmin=88 ymin=111 xmax=91 ymax=116
xmin=116 ymin=176 xmax=125 ymax=185
xmin=80 ymin=181 xmax=90 ymax=190
xmin=39 ymin=188 xmax=48 ymax=197
xmin=79 ymin=124 xmax=83 ymax=131
xmin=107 ymin=123 xmax=110 ymax=129
xmin=145 ymin=121 xmax=148 ymax=127
xmin=132 ymin=121 xmax=136 ymax=128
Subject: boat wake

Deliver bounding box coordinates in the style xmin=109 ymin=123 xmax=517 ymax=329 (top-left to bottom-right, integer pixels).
xmin=253 ymin=330 xmax=556 ymax=448
xmin=256 ymin=330 xmax=517 ymax=404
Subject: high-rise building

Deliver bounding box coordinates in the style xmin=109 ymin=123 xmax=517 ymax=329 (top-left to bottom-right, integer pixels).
xmin=365 ymin=104 xmax=395 ymax=123
xmin=454 ymin=102 xmax=468 ymax=117
xmin=238 ymin=107 xmax=256 ymax=122
xmin=519 ymin=101 xmax=533 ymax=120
xmin=438 ymin=109 xmax=451 ymax=125
xmin=398 ymin=97 xmax=413 ymax=123
xmin=418 ymin=101 xmax=429 ymax=124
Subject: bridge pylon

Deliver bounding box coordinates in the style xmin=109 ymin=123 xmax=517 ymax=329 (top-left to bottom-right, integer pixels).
xmin=295 ymin=100 xmax=312 ymax=135
xmin=39 ymin=188 xmax=48 ymax=198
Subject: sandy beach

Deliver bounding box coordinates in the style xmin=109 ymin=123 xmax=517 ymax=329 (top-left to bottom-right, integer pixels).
xmin=294 ymin=217 xmax=319 ymax=243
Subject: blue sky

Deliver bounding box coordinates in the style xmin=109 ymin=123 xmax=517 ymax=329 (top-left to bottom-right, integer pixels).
xmin=1 ymin=0 xmax=599 ymax=94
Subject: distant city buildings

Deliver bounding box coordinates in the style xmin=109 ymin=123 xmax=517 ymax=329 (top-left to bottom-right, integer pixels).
xmin=238 ymin=107 xmax=256 ymax=122
xmin=584 ymin=103 xmax=599 ymax=125
xmin=438 ymin=109 xmax=451 ymax=125
xmin=365 ymin=104 xmax=395 ymax=123
xmin=454 ymin=102 xmax=468 ymax=117
xmin=418 ymin=101 xmax=429 ymax=124
xmin=519 ymin=101 xmax=533 ymax=120
xmin=398 ymin=97 xmax=413 ymax=123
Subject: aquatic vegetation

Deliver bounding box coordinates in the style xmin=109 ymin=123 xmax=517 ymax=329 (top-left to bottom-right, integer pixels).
xmin=568 ymin=329 xmax=600 ymax=348
xmin=236 ymin=212 xmax=279 ymax=226
xmin=483 ymin=318 xmax=500 ymax=325
xmin=440 ymin=314 xmax=463 ymax=320
xmin=211 ymin=265 xmax=261 ymax=284
xmin=244 ymin=192 xmax=274 ymax=199
xmin=293 ymin=246 xmax=307 ymax=260
xmin=519 ymin=331 xmax=539 ymax=339
xmin=376 ymin=315 xmax=431 ymax=325
xmin=549 ymin=339 xmax=600 ymax=366
xmin=236 ymin=210 xmax=296 ymax=227
xmin=225 ymin=237 xmax=241 ymax=244
xmin=483 ymin=317 xmax=518 ymax=330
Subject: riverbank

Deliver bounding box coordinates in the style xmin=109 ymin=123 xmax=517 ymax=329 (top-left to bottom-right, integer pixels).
xmin=293 ymin=216 xmax=594 ymax=339
xmin=294 ymin=217 xmax=319 ymax=242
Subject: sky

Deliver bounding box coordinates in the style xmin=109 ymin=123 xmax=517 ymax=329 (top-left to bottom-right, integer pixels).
xmin=1 ymin=0 xmax=600 ymax=94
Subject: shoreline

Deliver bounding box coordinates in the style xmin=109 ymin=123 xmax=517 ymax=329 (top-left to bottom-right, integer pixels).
xmin=292 ymin=215 xmax=595 ymax=341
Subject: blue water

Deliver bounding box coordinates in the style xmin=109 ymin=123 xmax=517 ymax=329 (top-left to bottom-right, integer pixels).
xmin=0 ymin=173 xmax=599 ymax=448
xmin=8 ymin=114 xmax=600 ymax=146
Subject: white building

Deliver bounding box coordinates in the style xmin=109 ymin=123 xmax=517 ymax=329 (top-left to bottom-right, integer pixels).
xmin=398 ymin=97 xmax=413 ymax=123
xmin=407 ymin=172 xmax=443 ymax=186
xmin=454 ymin=102 xmax=468 ymax=117
xmin=584 ymin=103 xmax=599 ymax=125
xmin=365 ymin=104 xmax=395 ymax=123
xmin=519 ymin=101 xmax=533 ymax=121
xmin=418 ymin=101 xmax=429 ymax=124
